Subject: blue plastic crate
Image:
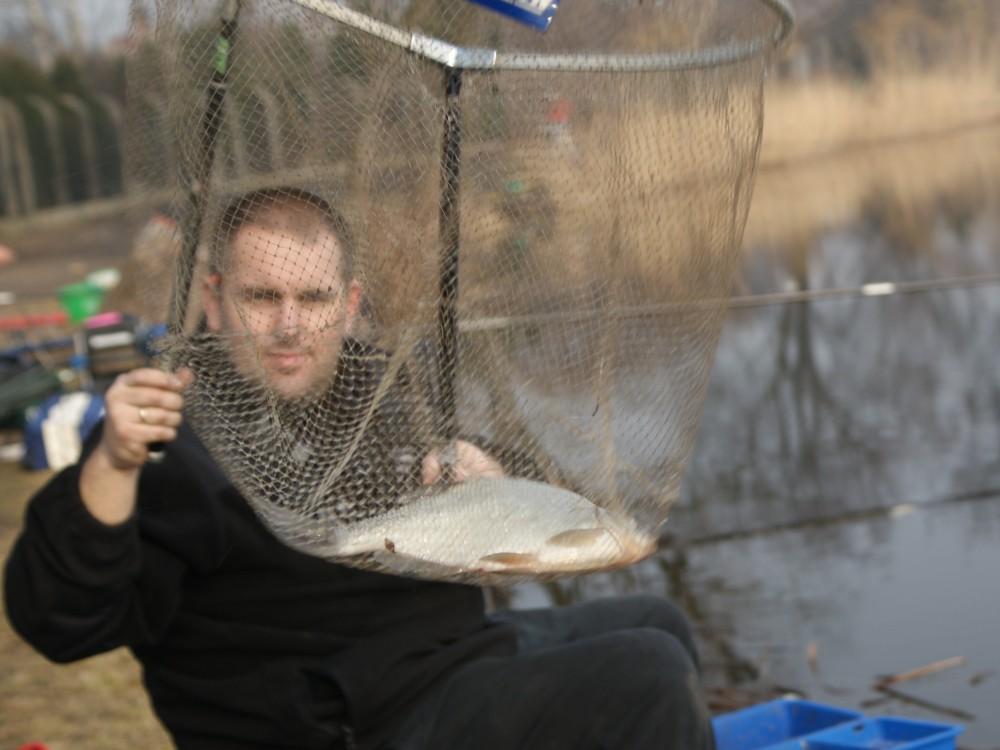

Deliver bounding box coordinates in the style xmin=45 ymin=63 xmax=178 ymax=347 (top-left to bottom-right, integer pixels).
xmin=801 ymin=716 xmax=962 ymax=750
xmin=712 ymin=698 xmax=863 ymax=750
xmin=22 ymin=391 xmax=105 ymax=471
xmin=712 ymin=699 xmax=963 ymax=750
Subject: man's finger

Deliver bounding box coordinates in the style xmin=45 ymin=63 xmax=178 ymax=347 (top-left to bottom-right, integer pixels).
xmin=122 ymin=425 xmax=178 ymax=444
xmin=421 ymin=453 xmax=442 ymax=486
xmin=134 ymin=407 xmax=183 ymax=428
xmin=122 ymin=368 xmax=189 ymax=391
xmin=118 ymin=386 xmax=185 ymax=412
xmin=453 ymin=441 xmax=505 ymax=481
xmin=422 ymin=443 xmax=505 ymax=485
xmin=174 ymin=367 xmax=195 ymax=388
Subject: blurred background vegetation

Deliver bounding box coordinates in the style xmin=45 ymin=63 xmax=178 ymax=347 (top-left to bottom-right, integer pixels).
xmin=1 ymin=0 xmax=999 ymax=219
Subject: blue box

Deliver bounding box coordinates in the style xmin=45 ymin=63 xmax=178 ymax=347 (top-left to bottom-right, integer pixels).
xmin=801 ymin=717 xmax=962 ymax=750
xmin=466 ymin=0 xmax=559 ymax=31
xmin=23 ymin=391 xmax=105 ymax=471
xmin=712 ymin=698 xmax=863 ymax=750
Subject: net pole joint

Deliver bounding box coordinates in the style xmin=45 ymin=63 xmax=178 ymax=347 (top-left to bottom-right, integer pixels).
xmin=409 ymin=33 xmax=497 ymax=69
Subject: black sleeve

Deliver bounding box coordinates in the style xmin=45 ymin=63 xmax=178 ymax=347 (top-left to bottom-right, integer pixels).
xmin=3 ymin=429 xmax=205 ymax=663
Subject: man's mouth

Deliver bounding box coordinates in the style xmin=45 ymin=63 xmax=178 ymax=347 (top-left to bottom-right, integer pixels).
xmin=266 ymin=350 xmax=309 ymax=370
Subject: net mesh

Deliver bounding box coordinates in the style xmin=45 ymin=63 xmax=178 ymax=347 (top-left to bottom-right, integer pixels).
xmin=125 ymin=0 xmax=789 ymax=583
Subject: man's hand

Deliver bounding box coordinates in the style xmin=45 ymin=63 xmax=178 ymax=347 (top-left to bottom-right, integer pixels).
xmin=99 ymin=368 xmax=194 ymax=470
xmin=421 ymin=440 xmax=505 ymax=485
xmin=79 ymin=368 xmax=193 ymax=525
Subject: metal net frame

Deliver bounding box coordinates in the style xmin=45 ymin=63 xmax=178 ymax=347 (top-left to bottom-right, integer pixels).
xmin=127 ymin=0 xmax=794 ymax=583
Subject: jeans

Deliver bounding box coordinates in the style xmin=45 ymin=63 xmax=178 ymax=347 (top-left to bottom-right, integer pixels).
xmin=382 ymin=594 xmax=716 ymax=750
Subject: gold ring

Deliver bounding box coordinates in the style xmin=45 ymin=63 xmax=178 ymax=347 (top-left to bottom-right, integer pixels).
xmin=138 ymin=407 xmax=150 ymax=425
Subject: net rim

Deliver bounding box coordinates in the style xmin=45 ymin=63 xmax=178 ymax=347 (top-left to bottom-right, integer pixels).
xmin=287 ymin=0 xmax=795 ymax=72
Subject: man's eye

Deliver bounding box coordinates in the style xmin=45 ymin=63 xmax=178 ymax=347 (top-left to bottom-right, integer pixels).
xmin=301 ymin=291 xmax=337 ymax=304
xmin=244 ymin=289 xmax=279 ymax=303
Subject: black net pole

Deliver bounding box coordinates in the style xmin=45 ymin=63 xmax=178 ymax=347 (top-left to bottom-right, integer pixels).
xmin=168 ymin=0 xmax=242 ymax=336
xmin=151 ymin=1 xmax=241 ymax=459
xmin=436 ymin=67 xmax=463 ymax=441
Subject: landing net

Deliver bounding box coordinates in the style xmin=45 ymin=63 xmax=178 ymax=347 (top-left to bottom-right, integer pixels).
xmin=126 ymin=0 xmax=792 ymax=583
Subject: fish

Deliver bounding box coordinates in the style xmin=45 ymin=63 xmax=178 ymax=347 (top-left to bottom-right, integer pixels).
xmin=312 ymin=477 xmax=658 ymax=577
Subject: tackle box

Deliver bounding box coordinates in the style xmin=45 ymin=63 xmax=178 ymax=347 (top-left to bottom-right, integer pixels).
xmin=712 ymin=698 xmax=962 ymax=750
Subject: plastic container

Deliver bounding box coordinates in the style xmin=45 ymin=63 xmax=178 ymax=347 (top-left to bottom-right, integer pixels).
xmin=713 ymin=699 xmax=863 ymax=750
xmin=22 ymin=391 xmax=105 ymax=471
xmin=86 ymin=267 xmax=122 ymax=292
xmin=801 ymin=717 xmax=962 ymax=750
xmin=58 ymin=282 xmax=104 ymax=324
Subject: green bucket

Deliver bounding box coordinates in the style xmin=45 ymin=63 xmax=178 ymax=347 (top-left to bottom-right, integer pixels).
xmin=58 ymin=281 xmax=104 ymax=324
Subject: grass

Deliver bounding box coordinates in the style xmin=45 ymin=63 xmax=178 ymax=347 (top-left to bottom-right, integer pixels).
xmin=746 ymin=113 xmax=1000 ymax=255
xmin=759 ymin=68 xmax=1000 ymax=166
xmin=0 ymin=464 xmax=172 ymax=750
xmin=745 ymin=65 xmax=1000 ymax=250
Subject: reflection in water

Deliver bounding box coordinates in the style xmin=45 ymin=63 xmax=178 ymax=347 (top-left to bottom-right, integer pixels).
xmin=678 ymin=504 xmax=1000 ymax=745
xmin=509 ymin=129 xmax=1000 ymax=743
xmin=686 ymin=128 xmax=1000 ymax=535
xmin=685 ymin=281 xmax=1000 ymax=539
xmin=743 ymin=124 xmax=1000 ymax=273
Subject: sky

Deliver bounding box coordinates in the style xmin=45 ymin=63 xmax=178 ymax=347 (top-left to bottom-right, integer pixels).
xmin=0 ymin=0 xmax=131 ymax=50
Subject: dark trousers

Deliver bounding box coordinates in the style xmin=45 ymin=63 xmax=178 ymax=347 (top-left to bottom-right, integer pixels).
xmin=384 ymin=595 xmax=716 ymax=750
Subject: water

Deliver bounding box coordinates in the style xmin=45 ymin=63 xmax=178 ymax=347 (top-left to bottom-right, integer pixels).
xmin=511 ymin=126 xmax=1000 ymax=747
xmin=681 ymin=502 xmax=1000 ymax=738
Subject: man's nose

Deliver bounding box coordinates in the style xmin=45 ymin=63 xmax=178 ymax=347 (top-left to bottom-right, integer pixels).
xmin=277 ymin=300 xmax=301 ymax=335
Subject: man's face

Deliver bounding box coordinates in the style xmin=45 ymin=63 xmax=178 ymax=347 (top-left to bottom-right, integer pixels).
xmin=203 ymin=222 xmax=361 ymax=401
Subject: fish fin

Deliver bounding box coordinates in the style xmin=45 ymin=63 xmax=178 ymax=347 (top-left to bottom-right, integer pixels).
xmin=546 ymin=527 xmax=607 ymax=547
xmin=478 ymin=552 xmax=540 ymax=570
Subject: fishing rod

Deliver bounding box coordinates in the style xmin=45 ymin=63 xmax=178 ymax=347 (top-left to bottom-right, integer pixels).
xmin=667 ymin=486 xmax=1000 ymax=549
xmin=726 ymin=271 xmax=1000 ymax=310
xmin=454 ymin=271 xmax=1000 ymax=334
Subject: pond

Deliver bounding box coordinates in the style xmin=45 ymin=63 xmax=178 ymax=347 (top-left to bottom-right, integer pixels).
xmin=510 ymin=124 xmax=1000 ymax=747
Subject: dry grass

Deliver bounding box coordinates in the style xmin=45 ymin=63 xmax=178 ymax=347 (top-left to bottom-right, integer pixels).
xmin=760 ymin=68 xmax=1000 ymax=166
xmin=0 ymin=464 xmax=172 ymax=750
xmin=744 ymin=68 xmax=1000 ymax=255
xmin=746 ymin=117 xmax=1000 ymax=254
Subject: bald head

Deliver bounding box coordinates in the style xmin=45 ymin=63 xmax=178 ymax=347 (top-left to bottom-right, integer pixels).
xmin=212 ymin=187 xmax=355 ymax=283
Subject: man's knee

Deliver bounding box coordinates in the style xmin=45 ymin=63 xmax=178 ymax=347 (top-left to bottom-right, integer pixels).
xmin=620 ymin=594 xmax=689 ymax=631
xmin=618 ymin=595 xmax=700 ymax=667
xmin=594 ymin=629 xmax=714 ymax=747
xmin=594 ymin=628 xmax=695 ymax=695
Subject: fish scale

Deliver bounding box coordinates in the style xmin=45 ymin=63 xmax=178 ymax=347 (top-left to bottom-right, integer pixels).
xmin=319 ymin=477 xmax=657 ymax=575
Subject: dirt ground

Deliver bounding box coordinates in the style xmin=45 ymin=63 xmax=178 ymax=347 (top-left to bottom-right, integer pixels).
xmin=1 ymin=208 xmax=147 ymax=301
xmin=0 ymin=464 xmax=172 ymax=750
xmin=1 ymin=210 xmax=173 ymax=749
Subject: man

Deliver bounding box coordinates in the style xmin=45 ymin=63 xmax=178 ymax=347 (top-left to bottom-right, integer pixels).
xmin=5 ymin=188 xmax=715 ymax=749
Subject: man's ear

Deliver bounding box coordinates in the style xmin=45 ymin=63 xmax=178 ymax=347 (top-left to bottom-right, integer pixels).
xmin=343 ymin=280 xmax=363 ymax=335
xmin=202 ymin=273 xmax=223 ymax=332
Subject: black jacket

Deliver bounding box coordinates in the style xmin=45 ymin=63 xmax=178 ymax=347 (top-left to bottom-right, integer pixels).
xmin=4 ymin=347 xmax=516 ymax=749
